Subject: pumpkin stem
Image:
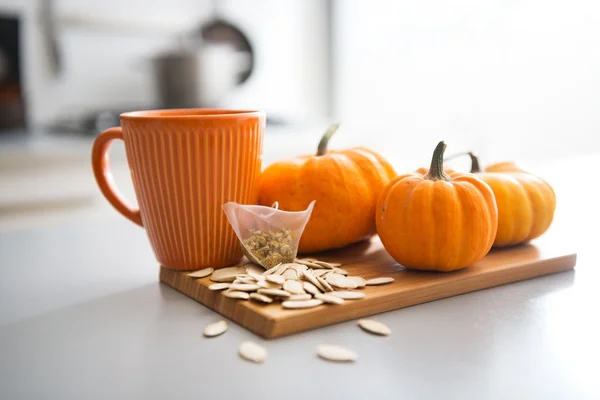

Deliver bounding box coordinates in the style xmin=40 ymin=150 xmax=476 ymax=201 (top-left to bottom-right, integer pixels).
xmin=444 ymin=152 xmax=482 ymax=173
xmin=316 ymin=123 xmax=340 ymax=156
xmin=425 ymin=141 xmax=451 ymax=181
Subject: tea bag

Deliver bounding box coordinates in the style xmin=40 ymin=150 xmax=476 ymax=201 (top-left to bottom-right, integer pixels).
xmin=222 ymin=201 xmax=316 ymax=269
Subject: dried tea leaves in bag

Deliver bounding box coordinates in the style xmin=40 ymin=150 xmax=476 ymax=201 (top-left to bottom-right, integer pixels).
xmin=222 ymin=201 xmax=315 ymax=269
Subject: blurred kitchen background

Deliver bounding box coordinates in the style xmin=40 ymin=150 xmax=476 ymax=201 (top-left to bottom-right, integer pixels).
xmin=1 ymin=0 xmax=599 ymax=231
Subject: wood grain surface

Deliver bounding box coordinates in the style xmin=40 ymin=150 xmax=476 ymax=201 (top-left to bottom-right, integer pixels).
xmin=159 ymin=237 xmax=577 ymax=339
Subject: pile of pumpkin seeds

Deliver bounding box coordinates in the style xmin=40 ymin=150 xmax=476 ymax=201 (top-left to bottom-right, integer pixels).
xmin=191 ymin=258 xmax=394 ymax=310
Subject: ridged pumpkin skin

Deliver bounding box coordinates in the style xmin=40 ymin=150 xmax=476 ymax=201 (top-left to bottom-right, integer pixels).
xmin=475 ymin=172 xmax=555 ymax=247
xmin=259 ymin=125 xmax=396 ymax=253
xmin=376 ymin=142 xmax=498 ymax=272
xmin=445 ymin=152 xmax=557 ymax=247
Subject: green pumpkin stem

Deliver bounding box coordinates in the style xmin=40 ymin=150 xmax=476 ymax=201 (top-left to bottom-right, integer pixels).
xmin=425 ymin=141 xmax=450 ymax=181
xmin=444 ymin=151 xmax=482 ymax=173
xmin=316 ymin=123 xmax=340 ymax=156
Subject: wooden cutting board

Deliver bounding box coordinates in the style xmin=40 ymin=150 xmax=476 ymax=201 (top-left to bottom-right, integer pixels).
xmin=159 ymin=237 xmax=576 ymax=339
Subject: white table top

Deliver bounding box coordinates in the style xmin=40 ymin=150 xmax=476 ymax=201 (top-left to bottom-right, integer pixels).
xmin=0 ymin=152 xmax=599 ymax=399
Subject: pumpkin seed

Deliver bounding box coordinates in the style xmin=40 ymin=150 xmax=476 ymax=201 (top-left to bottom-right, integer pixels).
xmin=256 ymin=280 xmax=270 ymax=288
xmin=249 ymin=293 xmax=273 ymax=304
xmin=282 ymin=269 xmax=300 ymax=280
xmin=326 ymin=273 xmax=347 ymax=289
xmin=365 ymin=277 xmax=394 ymax=286
xmin=346 ymin=276 xmax=366 ymax=288
xmin=303 ymin=282 xmax=321 ymax=296
xmin=203 ymin=320 xmax=228 ymax=337
xmin=311 ymin=269 xmax=330 ymax=278
xmin=188 ymin=267 xmax=214 ymax=278
xmin=302 ymin=270 xmax=326 ymax=292
xmin=313 ymin=260 xmax=342 ymax=269
xmin=262 ymin=263 xmax=283 ymax=275
xmin=343 ymin=279 xmax=358 ymax=290
xmin=223 ymin=290 xmax=250 ymax=300
xmin=273 ymin=263 xmax=289 ymax=275
xmin=358 ymin=319 xmax=391 ymax=336
xmin=287 ymin=293 xmax=312 ymax=301
xmin=295 ymin=259 xmax=323 ymax=269
xmin=315 ymin=293 xmax=345 ymax=305
xmin=246 ymin=270 xmax=266 ymax=282
xmin=234 ymin=276 xmax=257 ymax=284
xmin=331 ymin=291 xmax=365 ymax=300
xmin=257 ymin=288 xmax=291 ymax=298
xmin=208 ymin=283 xmax=230 ymax=291
xmin=239 ymin=341 xmax=267 ymax=363
xmin=317 ymin=276 xmax=334 ymax=292
xmin=282 ymin=299 xmax=323 ymax=309
xmin=332 ymin=268 xmax=349 ymax=276
xmin=316 ymin=344 xmax=357 ymax=362
xmin=210 ymin=265 xmax=247 ymax=282
xmin=266 ymin=275 xmax=286 ymax=285
xmin=228 ymin=283 xmax=262 ymax=292
xmin=283 ymin=280 xmax=305 ymax=295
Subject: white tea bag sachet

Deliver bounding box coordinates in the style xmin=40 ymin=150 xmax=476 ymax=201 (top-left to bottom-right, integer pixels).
xmin=222 ymin=201 xmax=315 ymax=269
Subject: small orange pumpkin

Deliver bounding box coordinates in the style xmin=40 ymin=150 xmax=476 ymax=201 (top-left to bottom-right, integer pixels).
xmin=376 ymin=141 xmax=498 ymax=272
xmin=258 ymin=124 xmax=396 ymax=253
xmin=454 ymin=153 xmax=556 ymax=248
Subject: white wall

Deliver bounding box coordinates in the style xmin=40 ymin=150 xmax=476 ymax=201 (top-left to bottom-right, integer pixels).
xmin=0 ymin=0 xmax=329 ymax=127
xmin=333 ymin=0 xmax=600 ymax=167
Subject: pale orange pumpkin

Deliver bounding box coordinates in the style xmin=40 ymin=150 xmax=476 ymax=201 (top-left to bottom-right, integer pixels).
xmin=376 ymin=141 xmax=498 ymax=272
xmin=259 ymin=124 xmax=396 ymax=253
xmin=456 ymin=153 xmax=556 ymax=247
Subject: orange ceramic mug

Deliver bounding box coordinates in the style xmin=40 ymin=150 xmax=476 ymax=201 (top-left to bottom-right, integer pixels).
xmin=91 ymin=109 xmax=265 ymax=270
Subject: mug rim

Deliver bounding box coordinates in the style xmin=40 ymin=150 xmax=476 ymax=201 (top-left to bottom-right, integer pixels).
xmin=120 ymin=108 xmax=265 ymax=120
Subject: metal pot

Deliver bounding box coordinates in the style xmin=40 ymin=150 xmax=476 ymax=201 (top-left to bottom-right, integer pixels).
xmin=151 ymin=41 xmax=250 ymax=109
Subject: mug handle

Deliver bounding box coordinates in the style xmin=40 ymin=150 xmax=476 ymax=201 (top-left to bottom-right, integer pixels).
xmin=91 ymin=127 xmax=143 ymax=227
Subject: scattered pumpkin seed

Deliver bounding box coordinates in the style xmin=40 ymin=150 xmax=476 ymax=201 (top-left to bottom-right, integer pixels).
xmin=188 ymin=267 xmax=214 ymax=278
xmin=283 ymin=280 xmax=305 ymax=295
xmin=282 ymin=269 xmax=300 ymax=280
xmin=317 ymin=276 xmax=334 ymax=292
xmin=262 ymin=263 xmax=283 ymax=276
xmin=210 ymin=265 xmax=247 ymax=282
xmin=326 ymin=273 xmax=347 ymax=289
xmin=358 ymin=319 xmax=391 ymax=336
xmin=365 ymin=277 xmax=394 ymax=286
xmin=346 ymin=276 xmax=366 ymax=288
xmin=295 ymin=259 xmax=323 ymax=268
xmin=247 ymin=270 xmax=266 ymax=282
xmin=266 ymin=275 xmax=286 ymax=285
xmin=313 ymin=260 xmax=342 ymax=269
xmin=287 ymin=293 xmax=312 ymax=301
xmin=228 ymin=283 xmax=262 ymax=292
xmin=249 ymin=293 xmax=273 ymax=304
xmin=302 ymin=270 xmax=326 ymax=292
xmin=331 ymin=291 xmax=365 ymax=300
xmin=316 ymin=344 xmax=357 ymax=362
xmin=223 ymin=290 xmax=250 ymax=300
xmin=239 ymin=341 xmax=267 ymax=363
xmin=208 ymin=283 xmax=230 ymax=291
xmin=282 ymin=299 xmax=323 ymax=309
xmin=203 ymin=320 xmax=228 ymax=337
xmin=235 ymin=276 xmax=257 ymax=284
xmin=303 ymin=282 xmax=321 ymax=296
xmin=311 ymin=269 xmax=330 ymax=278
xmin=257 ymin=288 xmax=291 ymax=298
xmin=315 ymin=293 xmax=345 ymax=305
